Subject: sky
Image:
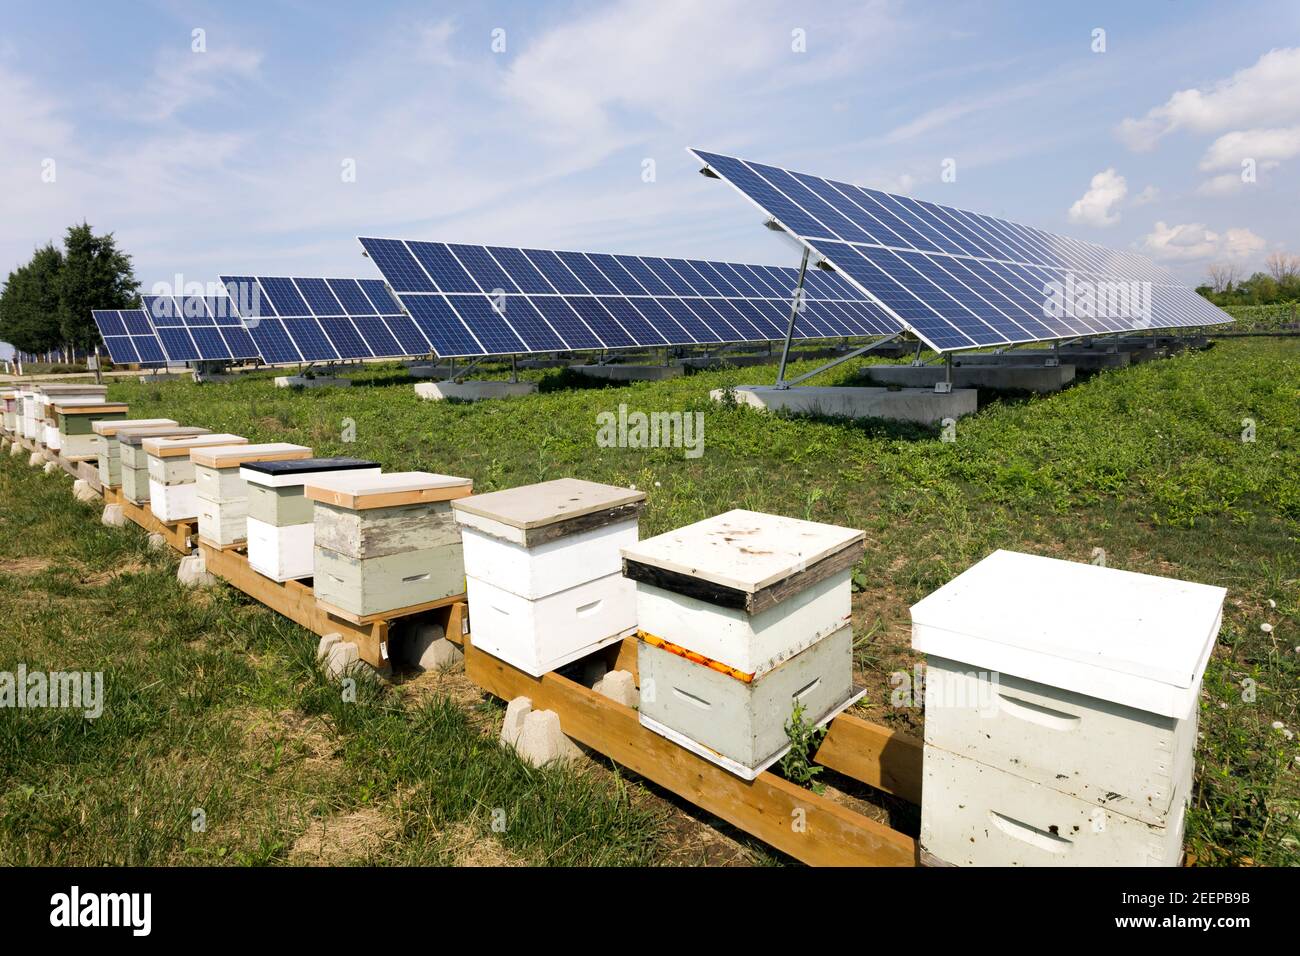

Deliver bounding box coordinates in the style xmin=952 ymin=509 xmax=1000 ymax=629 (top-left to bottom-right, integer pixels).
xmin=1 ymin=0 xmax=1298 ymax=315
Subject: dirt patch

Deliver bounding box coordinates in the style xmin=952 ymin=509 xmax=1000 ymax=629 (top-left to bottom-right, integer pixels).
xmin=0 ymin=556 xmax=54 ymax=575
xmin=289 ymin=808 xmax=394 ymax=865
xmin=78 ymin=559 xmax=149 ymax=587
xmin=442 ymin=821 xmax=523 ymax=867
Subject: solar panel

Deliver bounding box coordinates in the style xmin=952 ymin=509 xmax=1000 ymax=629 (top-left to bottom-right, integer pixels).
xmin=139 ymin=293 xmax=260 ymax=363
xmin=218 ymin=276 xmax=425 ymax=365
xmin=688 ymin=148 xmax=1233 ymax=352
xmin=93 ymin=309 xmax=167 ymax=366
xmin=358 ymin=237 xmax=901 ymax=358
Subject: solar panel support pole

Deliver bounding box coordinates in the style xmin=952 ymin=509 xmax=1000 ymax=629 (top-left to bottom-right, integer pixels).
xmin=775 ymin=247 xmax=811 ymax=389
xmin=779 ymin=333 xmax=904 ymax=389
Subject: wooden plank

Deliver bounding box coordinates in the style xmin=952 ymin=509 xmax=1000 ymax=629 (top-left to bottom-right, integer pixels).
xmin=464 ymin=636 xmax=917 ymax=867
xmin=316 ymin=590 xmax=467 ymax=626
xmin=107 ymin=487 xmax=194 ymax=552
xmin=814 ymin=713 xmax=924 ymax=806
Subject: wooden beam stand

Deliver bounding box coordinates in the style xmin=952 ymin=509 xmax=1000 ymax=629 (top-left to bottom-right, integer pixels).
xmin=104 ymin=487 xmax=195 ymax=552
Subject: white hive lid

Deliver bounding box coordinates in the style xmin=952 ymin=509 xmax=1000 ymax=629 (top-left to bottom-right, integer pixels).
xmin=453 ymin=478 xmax=645 ymax=529
xmin=910 ymin=549 xmax=1226 ymax=718
xmin=620 ymin=509 xmax=865 ymax=593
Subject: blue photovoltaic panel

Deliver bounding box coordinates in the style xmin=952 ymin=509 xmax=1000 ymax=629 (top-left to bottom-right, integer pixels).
xmin=94 ymin=309 xmax=167 ymax=366
xmin=139 ymin=293 xmax=260 ymax=362
xmin=358 ymin=236 xmax=901 ymax=358
xmin=689 ymin=147 xmax=1233 ymax=352
xmin=220 ymin=276 xmax=428 ymax=365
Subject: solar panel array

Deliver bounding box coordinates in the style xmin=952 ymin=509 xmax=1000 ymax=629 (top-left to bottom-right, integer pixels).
xmin=141 ymin=293 xmax=259 ymax=363
xmin=688 ymin=148 xmax=1232 ymax=352
xmin=218 ymin=275 xmax=423 ymax=365
xmin=92 ymin=309 xmax=167 ymax=366
xmin=357 ymin=237 xmax=900 ymax=358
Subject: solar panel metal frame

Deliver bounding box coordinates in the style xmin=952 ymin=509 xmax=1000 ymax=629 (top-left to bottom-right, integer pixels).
xmin=686 ymin=147 xmax=1233 ymax=353
xmin=217 ymin=275 xmax=424 ymax=366
xmin=92 ymin=309 xmax=167 ymax=367
xmin=358 ymin=236 xmax=903 ymax=359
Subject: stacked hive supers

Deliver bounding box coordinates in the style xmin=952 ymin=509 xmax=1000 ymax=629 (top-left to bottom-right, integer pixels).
xmin=240 ymin=458 xmax=381 ymax=581
xmin=0 ymin=389 xmax=17 ymax=434
xmin=52 ymin=403 xmax=130 ymax=460
xmin=92 ymin=419 xmax=178 ymax=489
xmin=118 ymin=426 xmax=210 ymax=503
xmin=144 ymin=433 xmax=247 ymax=522
xmin=453 ymin=478 xmax=645 ymax=676
xmin=305 ymin=471 xmax=473 ymax=619
xmin=622 ymin=509 xmax=866 ymax=779
xmin=910 ymin=549 xmax=1226 ymax=867
xmin=35 ymin=385 xmax=108 ymax=451
xmin=190 ymin=443 xmax=313 ymax=548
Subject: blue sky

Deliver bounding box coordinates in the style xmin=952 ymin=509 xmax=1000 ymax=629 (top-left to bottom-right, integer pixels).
xmin=2 ymin=0 xmax=1298 ymax=315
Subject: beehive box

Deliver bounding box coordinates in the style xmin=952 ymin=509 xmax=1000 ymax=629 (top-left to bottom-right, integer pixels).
xmin=623 ymin=510 xmax=866 ymax=778
xmin=453 ymin=478 xmax=645 ymax=676
xmin=622 ymin=509 xmax=864 ymax=677
xmin=0 ymin=389 xmax=17 ymax=434
xmin=241 ymin=458 xmax=382 ymax=581
xmin=52 ymin=403 xmax=130 ymax=460
xmin=305 ymin=472 xmax=472 ymax=618
xmin=19 ymin=386 xmax=41 ymax=441
xmin=143 ymin=433 xmax=247 ymax=522
xmin=190 ymin=443 xmax=314 ymax=548
xmin=911 ymin=549 xmax=1225 ymax=867
xmin=118 ymin=426 xmax=210 ymax=503
xmin=35 ymin=385 xmax=108 ymax=448
xmin=92 ymin=418 xmax=177 ymax=488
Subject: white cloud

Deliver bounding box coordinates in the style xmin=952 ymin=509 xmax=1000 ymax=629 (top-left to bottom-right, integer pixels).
xmin=1199 ymin=126 xmax=1300 ymax=170
xmin=110 ymin=43 xmax=264 ymax=123
xmin=1131 ymin=185 xmax=1159 ymax=206
xmin=1068 ymin=168 xmax=1127 ymax=226
xmin=1141 ymin=221 xmax=1266 ymax=262
xmin=1117 ymin=47 xmax=1300 ymax=151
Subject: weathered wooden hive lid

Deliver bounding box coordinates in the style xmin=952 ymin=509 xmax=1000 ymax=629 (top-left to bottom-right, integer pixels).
xmin=189 ymin=442 xmax=312 ymax=469
xmin=52 ymin=402 xmax=129 ymax=415
xmin=93 ymin=418 xmax=178 ymax=436
xmin=305 ymin=471 xmax=473 ymax=510
xmin=909 ymin=549 xmax=1227 ymax=718
xmin=35 ymin=384 xmax=108 ymax=394
xmin=240 ymin=458 xmax=381 ymax=487
xmin=453 ymin=478 xmax=645 ymax=546
xmin=143 ymin=433 xmax=247 ymax=457
xmin=621 ymin=509 xmax=865 ymax=614
xmin=118 ymin=425 xmax=210 ymax=446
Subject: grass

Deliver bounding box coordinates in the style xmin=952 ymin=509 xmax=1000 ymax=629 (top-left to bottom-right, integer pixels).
xmin=2 ymin=336 xmax=1298 ymax=865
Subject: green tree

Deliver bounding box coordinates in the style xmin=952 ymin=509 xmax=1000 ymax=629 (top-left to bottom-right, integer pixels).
xmin=0 ymin=242 xmax=65 ymax=355
xmin=58 ymin=222 xmax=139 ymax=352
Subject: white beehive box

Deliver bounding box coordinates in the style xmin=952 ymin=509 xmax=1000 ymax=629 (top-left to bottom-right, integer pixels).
xmin=92 ymin=418 xmax=177 ymax=488
xmin=621 ymin=509 xmax=864 ymax=677
xmin=36 ymin=385 xmax=107 ymax=447
xmin=240 ymin=458 xmax=381 ymax=581
xmin=0 ymin=389 xmax=17 ymax=434
xmin=143 ymin=433 xmax=247 ymax=523
xmin=305 ymin=471 xmax=473 ymax=619
xmin=911 ymin=549 xmax=1226 ymax=867
xmin=189 ymin=443 xmax=313 ymax=548
xmin=624 ymin=510 xmax=866 ymax=778
xmin=118 ymin=426 xmax=209 ymax=503
xmin=453 ymin=478 xmax=646 ymax=676
xmin=52 ymin=402 xmax=130 ymax=460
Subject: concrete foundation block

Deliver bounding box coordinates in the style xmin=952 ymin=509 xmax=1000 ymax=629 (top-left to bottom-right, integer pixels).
xmin=177 ymin=553 xmax=217 ymax=588
xmin=316 ymin=632 xmax=343 ymax=662
xmin=414 ymin=381 xmax=538 ymax=401
xmin=10 ymin=443 xmax=24 ymax=458
xmin=147 ymin=533 xmax=167 ymax=551
xmin=43 ymin=460 xmax=60 ymax=475
xmin=955 ymin=349 xmax=1130 ymax=371
xmin=516 ymin=708 xmax=584 ymax=767
xmin=713 ymin=384 xmax=977 ymax=425
xmin=861 ymin=362 xmax=1075 ymax=393
xmin=404 ymin=620 xmax=465 ymax=671
xmin=28 ymin=452 xmax=42 ymax=467
xmin=501 ymin=696 xmax=533 ymax=749
xmin=274 ymin=376 xmax=351 ymax=389
xmin=570 ymin=364 xmax=683 ymax=381
xmin=325 ymin=640 xmax=361 ymax=679
xmin=101 ymin=504 xmax=126 ymax=527
xmin=73 ymin=479 xmax=99 ymax=503
xmin=593 ymin=669 xmax=639 ymax=709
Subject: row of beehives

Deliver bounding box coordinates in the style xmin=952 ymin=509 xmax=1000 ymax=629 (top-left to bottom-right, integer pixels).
xmin=0 ymin=390 xmax=1227 ymax=868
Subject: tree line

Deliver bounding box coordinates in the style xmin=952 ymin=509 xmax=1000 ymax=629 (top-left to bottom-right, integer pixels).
xmin=1197 ymin=252 xmax=1300 ymax=307
xmin=0 ymin=223 xmax=139 ymax=361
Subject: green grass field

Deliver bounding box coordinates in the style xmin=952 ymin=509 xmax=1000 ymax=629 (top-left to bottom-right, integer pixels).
xmin=1 ymin=337 xmax=1297 ymax=865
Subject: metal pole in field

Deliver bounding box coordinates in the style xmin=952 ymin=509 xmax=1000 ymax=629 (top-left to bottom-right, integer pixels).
xmin=776 ymin=247 xmax=811 ymax=389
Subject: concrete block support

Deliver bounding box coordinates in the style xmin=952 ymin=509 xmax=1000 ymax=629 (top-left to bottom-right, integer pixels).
xmin=414 ymin=381 xmax=538 ymax=401
xmin=569 ymin=364 xmax=683 ymax=382
xmin=712 ymin=385 xmax=977 ymax=425
xmin=860 ymin=363 xmax=1075 ymax=393
xmin=101 ymin=504 xmax=126 ymax=527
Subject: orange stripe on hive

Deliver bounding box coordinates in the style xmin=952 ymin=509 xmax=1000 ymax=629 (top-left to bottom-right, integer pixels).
xmin=637 ymin=630 xmax=755 ymax=684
